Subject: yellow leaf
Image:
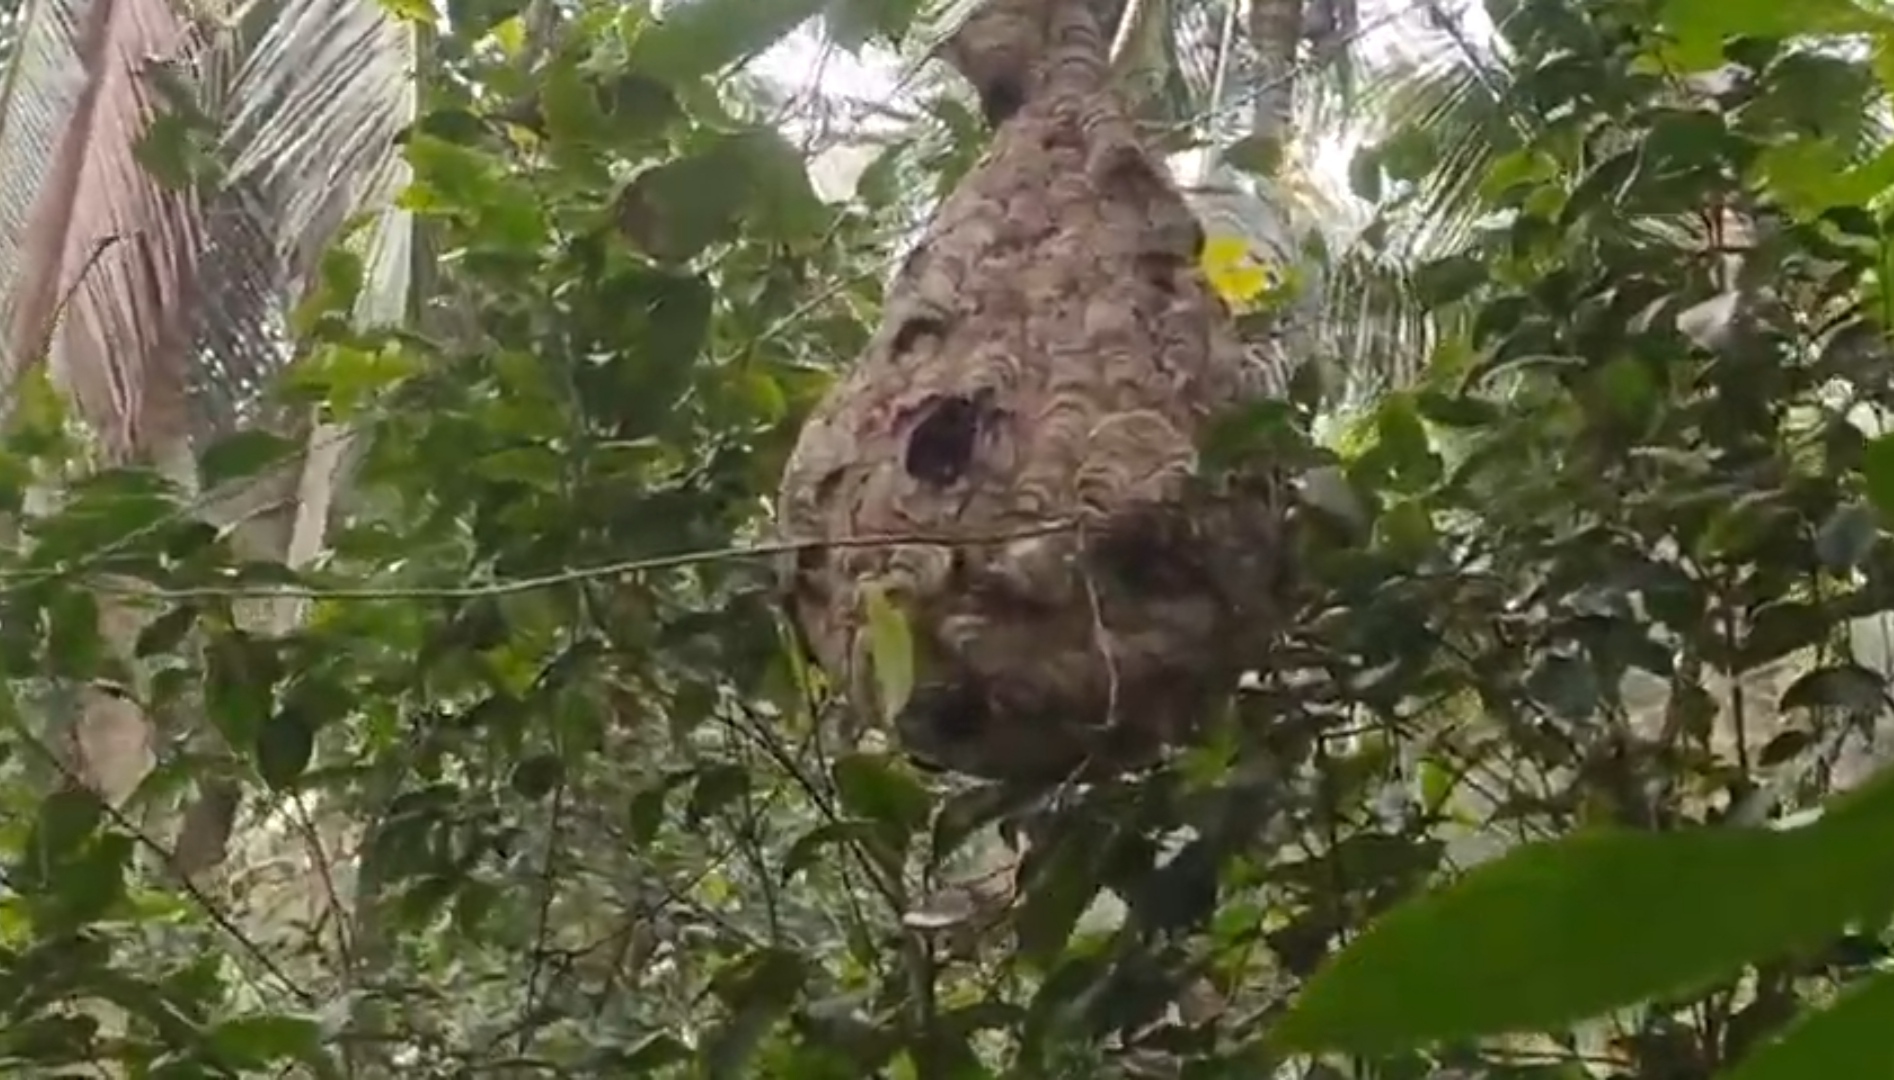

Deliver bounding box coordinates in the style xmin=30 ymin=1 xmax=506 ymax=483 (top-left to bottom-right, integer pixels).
xmin=861 ymin=585 xmax=915 ymax=724
xmin=377 ymin=0 xmax=436 ymax=26
xmin=1201 ymin=234 xmax=1274 ymax=309
xmin=489 ymin=14 xmax=526 ymax=55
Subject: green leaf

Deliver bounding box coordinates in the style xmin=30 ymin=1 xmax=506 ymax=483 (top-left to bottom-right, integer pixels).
xmin=48 ymin=832 xmax=132 ymax=929
xmin=610 ymin=1031 xmax=691 ymax=1071
xmin=134 ymin=605 xmax=199 ymax=658
xmin=1816 ymin=503 xmax=1880 ymax=570
xmin=256 ymin=706 xmax=317 ymax=791
xmin=631 ymin=0 xmax=829 ymax=85
xmin=1739 ymin=601 xmax=1830 ymax=672
xmin=510 ymin=754 xmax=565 ymax=799
xmin=686 ymin=763 xmax=751 ymax=823
xmin=205 ymin=1014 xmax=330 ymax=1071
xmin=1377 ymin=124 xmax=1438 ymax=183
xmin=199 ymin=431 xmax=300 ymax=491
xmin=628 ymin=784 xmax=672 ymax=846
xmin=1015 ymin=829 xmax=1108 ymax=968
xmin=1414 ymin=390 xmax=1502 ymax=428
xmin=1409 ymin=255 xmax=1485 ymax=309
xmin=46 ymin=588 xmax=104 ymax=680
xmin=1 ymin=1014 xmax=99 ymax=1061
xmin=1273 ymin=810 xmax=1894 ymax=1055
xmin=447 ymin=0 xmax=526 ymax=39
xmin=703 ymin=948 xmax=808 ymax=1080
xmin=1779 ymin=664 xmax=1889 ymax=716
xmin=1524 ymin=653 xmax=1600 ymax=720
xmin=1347 ymin=148 xmax=1383 ymax=202
xmin=931 ymin=782 xmax=1037 ymax=862
xmin=617 ymin=131 xmax=825 ymax=262
xmin=832 ymin=752 xmax=931 ymax=850
xmin=1478 ymin=148 xmax=1558 ymax=204
xmin=1759 ymin=729 xmax=1815 ymax=766
xmin=206 ymin=632 xmax=281 ymax=748
xmin=1864 ymin=433 xmax=1894 ymax=521
xmin=27 ymin=788 xmax=105 ymax=867
xmin=1724 ymin=968 xmax=1894 ymax=1079
xmin=1198 ymin=399 xmax=1304 ymax=472
xmin=1373 ymin=499 xmax=1437 ymax=564
xmin=860 ymin=585 xmax=915 ymax=723
xmin=1222 ymin=134 xmax=1285 ymax=177
xmin=782 ymin=820 xmax=873 ymax=882
xmin=1661 ymin=0 xmax=1886 ymax=72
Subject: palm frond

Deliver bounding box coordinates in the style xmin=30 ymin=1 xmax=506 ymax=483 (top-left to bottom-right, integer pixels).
xmin=0 ymin=0 xmax=206 ymax=458
xmin=1352 ymin=48 xmax=1515 ymax=258
xmin=0 ymin=0 xmax=415 ymax=455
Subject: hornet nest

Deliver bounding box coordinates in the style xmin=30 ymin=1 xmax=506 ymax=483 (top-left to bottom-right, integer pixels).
xmin=775 ymin=0 xmax=1291 ymax=783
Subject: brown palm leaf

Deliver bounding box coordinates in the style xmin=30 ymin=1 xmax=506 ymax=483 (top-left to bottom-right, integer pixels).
xmin=0 ymin=0 xmax=416 ymax=460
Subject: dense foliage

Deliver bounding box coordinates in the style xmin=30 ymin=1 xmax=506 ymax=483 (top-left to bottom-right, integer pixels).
xmin=11 ymin=0 xmax=1894 ymax=1077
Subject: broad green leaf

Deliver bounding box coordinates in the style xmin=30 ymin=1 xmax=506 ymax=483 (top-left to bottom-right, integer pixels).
xmin=448 ymin=0 xmax=527 ymax=39
xmin=256 ymin=706 xmax=316 ymax=790
xmin=930 ymin=782 xmax=1037 ymax=861
xmin=686 ymin=763 xmax=752 ymax=823
xmin=1753 ymin=140 xmax=1894 ymax=220
xmin=1779 ymin=664 xmax=1889 ymax=716
xmin=1864 ymin=433 xmax=1894 ymax=521
xmin=47 ymin=833 xmax=133 ymax=929
xmin=1758 ymin=729 xmax=1815 ymax=766
xmin=1373 ymin=499 xmax=1437 ymax=564
xmin=628 ymin=786 xmax=672 ymax=846
xmin=1409 ymin=255 xmax=1485 ymax=309
xmin=1815 ymin=504 xmax=1880 ymax=570
xmin=28 ymin=470 xmax=179 ymax=564
xmin=27 ymin=789 xmax=105 ymax=868
xmin=782 ymin=819 xmax=874 ymax=882
xmin=860 ymin=585 xmax=915 ymax=723
xmin=1524 ymin=653 xmax=1601 ymax=720
xmin=205 ymin=1014 xmax=332 ymax=1072
xmin=1222 ymin=134 xmax=1285 ymax=177
xmin=703 ymin=948 xmax=808 ymax=1080
xmin=0 ymin=1014 xmax=99 ymax=1061
xmin=1661 ymin=0 xmax=1888 ymax=72
xmin=1347 ymin=147 xmax=1382 ymax=202
xmin=1414 ymin=390 xmax=1502 ymax=429
xmin=618 ymin=132 xmax=825 ymax=262
xmin=199 ymin=431 xmax=300 ymax=491
xmin=134 ymin=605 xmax=199 ymax=659
xmin=509 ymin=754 xmax=564 ymax=799
xmin=206 ymin=633 xmax=281 ymax=748
xmin=1478 ymin=148 xmax=1558 ymax=204
xmin=1724 ymin=969 xmax=1894 ymax=1080
xmin=1739 ymin=601 xmax=1830 ymax=673
xmin=630 ymin=0 xmax=829 ymax=85
xmin=1015 ymin=829 xmax=1108 ymax=968
xmin=832 ymin=752 xmax=931 ymax=850
xmin=1273 ymin=794 xmax=1894 ymax=1055
xmin=46 ymin=589 xmax=103 ymax=680
xmin=610 ymin=1032 xmax=691 ymax=1071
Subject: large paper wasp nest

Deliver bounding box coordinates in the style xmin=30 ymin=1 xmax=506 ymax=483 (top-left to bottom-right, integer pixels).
xmin=776 ymin=0 xmax=1288 ymax=782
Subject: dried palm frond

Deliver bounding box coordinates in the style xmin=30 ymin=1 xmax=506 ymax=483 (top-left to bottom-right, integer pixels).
xmin=0 ymin=0 xmax=415 ymax=459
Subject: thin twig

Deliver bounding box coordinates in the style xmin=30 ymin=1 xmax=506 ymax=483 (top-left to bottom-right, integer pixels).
xmin=55 ymin=519 xmax=1081 ymax=601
